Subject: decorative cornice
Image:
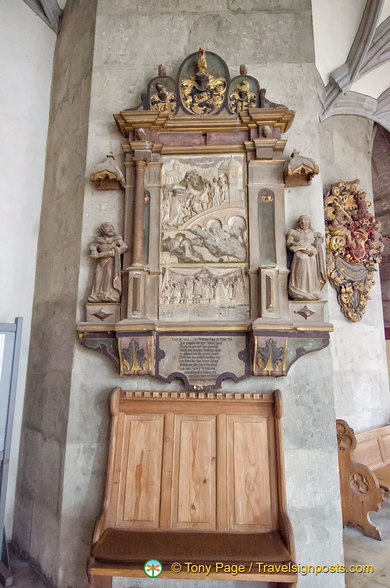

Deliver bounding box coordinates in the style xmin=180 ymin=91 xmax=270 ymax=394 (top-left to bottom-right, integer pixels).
xmin=120 ymin=389 xmax=275 ymax=402
xmin=114 ymin=107 xmax=295 ymax=138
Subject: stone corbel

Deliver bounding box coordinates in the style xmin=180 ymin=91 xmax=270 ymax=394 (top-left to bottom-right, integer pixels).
xmin=90 ymin=152 xmax=125 ymax=190
xmin=283 ymin=150 xmax=319 ymax=187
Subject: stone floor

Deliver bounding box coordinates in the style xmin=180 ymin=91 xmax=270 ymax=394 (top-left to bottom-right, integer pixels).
xmin=6 ymin=544 xmax=49 ymax=588
xmin=6 ymin=500 xmax=390 ymax=587
xmin=344 ymin=498 xmax=390 ymax=588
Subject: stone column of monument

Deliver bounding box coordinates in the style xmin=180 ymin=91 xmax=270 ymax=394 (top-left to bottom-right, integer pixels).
xmin=144 ymin=158 xmax=162 ymax=321
xmin=127 ymin=158 xmax=147 ymax=318
xmin=247 ymin=128 xmax=290 ymax=324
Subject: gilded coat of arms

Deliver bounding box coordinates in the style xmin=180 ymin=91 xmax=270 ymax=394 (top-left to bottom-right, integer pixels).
xmin=324 ymin=179 xmax=384 ymax=321
xmin=180 ymin=48 xmax=227 ymax=115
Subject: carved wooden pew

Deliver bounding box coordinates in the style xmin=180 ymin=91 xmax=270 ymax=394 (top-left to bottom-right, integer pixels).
xmin=336 ymin=419 xmax=386 ymax=540
xmin=354 ymin=425 xmax=390 ymax=492
xmin=88 ymin=388 xmax=297 ymax=586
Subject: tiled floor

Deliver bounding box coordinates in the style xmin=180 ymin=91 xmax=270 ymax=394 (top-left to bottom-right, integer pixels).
xmin=7 ymin=500 xmax=390 ymax=587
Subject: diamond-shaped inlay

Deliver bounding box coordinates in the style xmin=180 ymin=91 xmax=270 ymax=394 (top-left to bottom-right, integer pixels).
xmin=92 ymin=309 xmax=113 ymax=321
xmin=295 ymin=305 xmax=315 ymax=320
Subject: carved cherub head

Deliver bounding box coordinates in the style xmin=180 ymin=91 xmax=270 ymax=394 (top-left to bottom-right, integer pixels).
xmin=136 ymin=128 xmax=147 ymax=141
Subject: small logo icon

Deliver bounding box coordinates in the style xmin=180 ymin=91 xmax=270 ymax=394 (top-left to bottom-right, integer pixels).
xmin=144 ymin=559 xmax=163 ymax=577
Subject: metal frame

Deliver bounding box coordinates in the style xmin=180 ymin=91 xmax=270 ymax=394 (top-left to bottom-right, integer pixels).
xmin=0 ymin=318 xmax=23 ymax=587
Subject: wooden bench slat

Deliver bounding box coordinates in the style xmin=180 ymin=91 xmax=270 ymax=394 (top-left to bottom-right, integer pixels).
xmin=92 ymin=529 xmax=291 ymax=565
xmin=374 ymin=465 xmax=390 ymax=491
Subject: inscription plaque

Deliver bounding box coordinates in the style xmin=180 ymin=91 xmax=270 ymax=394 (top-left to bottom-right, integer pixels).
xmin=157 ymin=333 xmax=248 ymax=388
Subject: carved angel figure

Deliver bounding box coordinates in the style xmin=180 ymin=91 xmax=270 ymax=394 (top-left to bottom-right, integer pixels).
xmin=88 ymin=223 xmax=128 ymax=302
xmin=287 ymin=215 xmax=326 ymax=300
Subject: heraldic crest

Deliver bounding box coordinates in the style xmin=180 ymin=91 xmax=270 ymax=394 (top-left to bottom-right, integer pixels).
xmin=324 ymin=179 xmax=384 ymax=322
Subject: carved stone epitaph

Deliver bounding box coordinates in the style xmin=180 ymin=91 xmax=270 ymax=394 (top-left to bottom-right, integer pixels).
xmin=78 ymin=48 xmax=333 ymax=388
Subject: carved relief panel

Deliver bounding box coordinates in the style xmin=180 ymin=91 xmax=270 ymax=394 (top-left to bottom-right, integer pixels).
xmin=160 ymin=155 xmax=249 ymax=322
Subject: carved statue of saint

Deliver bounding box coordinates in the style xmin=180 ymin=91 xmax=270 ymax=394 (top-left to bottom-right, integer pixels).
xmin=287 ymin=215 xmax=326 ymax=300
xmin=88 ymin=223 xmax=128 ymax=302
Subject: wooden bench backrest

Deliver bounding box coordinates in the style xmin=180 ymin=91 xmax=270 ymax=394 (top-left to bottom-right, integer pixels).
xmin=354 ymin=425 xmax=390 ymax=470
xmin=94 ymin=389 xmax=287 ymax=544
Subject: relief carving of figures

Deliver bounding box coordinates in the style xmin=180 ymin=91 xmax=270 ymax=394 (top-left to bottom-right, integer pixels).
xmin=287 ymin=215 xmax=326 ymax=300
xmin=162 ymin=216 xmax=247 ymax=263
xmin=180 ymin=48 xmax=227 ymax=115
xmin=161 ymin=155 xmax=247 ymax=264
xmin=88 ymin=223 xmax=128 ymax=303
xmin=324 ymin=179 xmax=384 ymax=321
xmin=160 ymin=267 xmax=248 ymax=307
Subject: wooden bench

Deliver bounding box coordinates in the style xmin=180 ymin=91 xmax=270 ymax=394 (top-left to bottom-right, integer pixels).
xmin=336 ymin=419 xmax=386 ymax=540
xmin=88 ymin=388 xmax=297 ymax=586
xmin=354 ymin=425 xmax=390 ymax=492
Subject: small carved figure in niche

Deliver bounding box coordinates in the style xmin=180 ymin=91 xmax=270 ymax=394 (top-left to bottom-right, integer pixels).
xmin=229 ymin=79 xmax=256 ymax=113
xmin=151 ymin=83 xmax=177 ymax=113
xmin=261 ymin=125 xmax=273 ymax=138
xmin=136 ymin=128 xmax=147 ymax=141
xmin=158 ymin=64 xmax=166 ymax=77
xmin=287 ymin=215 xmax=326 ymax=300
xmin=88 ymin=223 xmax=128 ymax=303
xmin=218 ymin=173 xmax=229 ymax=202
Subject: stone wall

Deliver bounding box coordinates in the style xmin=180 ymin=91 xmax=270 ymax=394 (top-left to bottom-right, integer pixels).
xmin=320 ymin=116 xmax=390 ymax=432
xmin=13 ymin=0 xmax=97 ymax=583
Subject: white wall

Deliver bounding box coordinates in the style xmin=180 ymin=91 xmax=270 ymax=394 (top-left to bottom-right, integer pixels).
xmin=311 ymin=0 xmax=365 ymax=84
xmin=0 ymin=0 xmax=56 ymax=533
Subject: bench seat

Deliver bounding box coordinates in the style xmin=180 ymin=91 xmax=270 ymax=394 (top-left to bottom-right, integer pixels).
xmin=354 ymin=425 xmax=390 ymax=493
xmin=92 ymin=529 xmax=292 ymax=565
xmin=89 ymin=390 xmax=297 ymax=586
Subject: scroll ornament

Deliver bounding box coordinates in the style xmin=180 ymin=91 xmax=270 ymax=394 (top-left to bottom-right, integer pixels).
xmin=324 ymin=179 xmax=384 ymax=321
